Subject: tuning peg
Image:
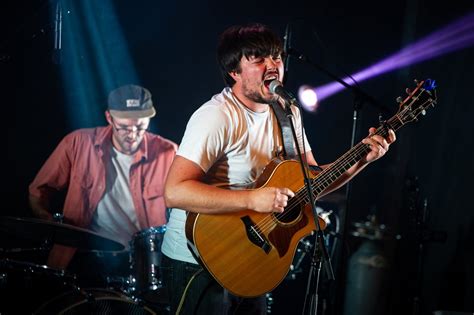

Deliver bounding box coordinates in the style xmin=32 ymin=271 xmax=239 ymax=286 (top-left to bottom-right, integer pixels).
xmin=396 ymin=96 xmax=403 ymax=103
xmin=405 ymin=88 xmax=412 ymax=94
xmin=378 ymin=113 xmax=385 ymax=124
xmin=414 ymin=79 xmax=419 ymax=85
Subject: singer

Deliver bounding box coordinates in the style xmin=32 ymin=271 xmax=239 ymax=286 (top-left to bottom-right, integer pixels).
xmin=161 ymin=22 xmax=396 ymax=314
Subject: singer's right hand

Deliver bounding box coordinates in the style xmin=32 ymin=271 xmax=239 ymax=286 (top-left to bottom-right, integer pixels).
xmin=248 ymin=187 xmax=295 ymax=213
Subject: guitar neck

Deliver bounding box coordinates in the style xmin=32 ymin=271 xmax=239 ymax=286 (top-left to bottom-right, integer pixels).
xmin=307 ymin=79 xmax=437 ymax=200
xmin=309 ymin=113 xmax=404 ymax=199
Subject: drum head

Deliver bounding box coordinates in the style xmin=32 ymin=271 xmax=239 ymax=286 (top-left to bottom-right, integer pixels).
xmin=33 ymin=288 xmax=158 ymax=315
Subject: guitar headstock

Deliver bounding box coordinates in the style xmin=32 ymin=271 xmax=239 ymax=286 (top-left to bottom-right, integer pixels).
xmin=396 ymin=79 xmax=437 ymax=125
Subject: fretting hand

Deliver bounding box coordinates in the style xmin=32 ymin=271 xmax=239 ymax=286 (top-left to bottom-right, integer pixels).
xmin=362 ymin=127 xmax=396 ymax=163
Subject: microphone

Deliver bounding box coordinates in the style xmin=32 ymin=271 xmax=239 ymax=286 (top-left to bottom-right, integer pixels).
xmin=269 ymin=80 xmax=298 ymax=107
xmin=283 ymin=23 xmax=292 ymax=84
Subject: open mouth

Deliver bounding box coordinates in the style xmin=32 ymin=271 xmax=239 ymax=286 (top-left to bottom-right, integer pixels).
xmin=263 ymin=74 xmax=278 ymax=89
xmin=263 ymin=79 xmax=273 ymax=89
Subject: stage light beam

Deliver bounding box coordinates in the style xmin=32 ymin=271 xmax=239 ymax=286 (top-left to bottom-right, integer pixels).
xmin=299 ymin=11 xmax=474 ymax=111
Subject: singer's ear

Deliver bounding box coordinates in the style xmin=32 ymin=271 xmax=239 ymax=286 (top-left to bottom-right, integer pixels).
xmin=229 ymin=71 xmax=240 ymax=81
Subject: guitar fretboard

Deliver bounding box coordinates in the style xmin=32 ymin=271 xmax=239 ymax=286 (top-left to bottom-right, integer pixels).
xmin=295 ymin=83 xmax=435 ymax=204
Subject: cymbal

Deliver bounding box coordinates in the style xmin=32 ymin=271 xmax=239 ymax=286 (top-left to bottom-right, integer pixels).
xmin=0 ymin=216 xmax=124 ymax=251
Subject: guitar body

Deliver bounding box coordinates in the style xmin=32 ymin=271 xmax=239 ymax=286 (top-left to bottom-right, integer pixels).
xmin=185 ymin=159 xmax=327 ymax=297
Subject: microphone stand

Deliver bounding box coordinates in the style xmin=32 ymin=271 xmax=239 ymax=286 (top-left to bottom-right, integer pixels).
xmin=281 ymin=101 xmax=334 ymax=315
xmin=287 ymin=47 xmax=392 ymax=314
xmin=52 ymin=0 xmax=63 ymax=65
xmin=287 ymin=47 xmax=390 ymax=116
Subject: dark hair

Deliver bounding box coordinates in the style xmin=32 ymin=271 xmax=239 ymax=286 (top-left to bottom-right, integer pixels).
xmin=217 ymin=23 xmax=284 ymax=86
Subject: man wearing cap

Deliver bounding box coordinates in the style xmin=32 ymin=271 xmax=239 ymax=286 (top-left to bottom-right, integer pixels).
xmin=29 ymin=84 xmax=177 ymax=274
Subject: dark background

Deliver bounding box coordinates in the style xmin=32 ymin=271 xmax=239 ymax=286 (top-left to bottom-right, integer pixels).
xmin=2 ymin=0 xmax=473 ymax=314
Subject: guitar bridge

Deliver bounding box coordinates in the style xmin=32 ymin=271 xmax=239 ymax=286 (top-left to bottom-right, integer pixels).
xmin=241 ymin=216 xmax=271 ymax=254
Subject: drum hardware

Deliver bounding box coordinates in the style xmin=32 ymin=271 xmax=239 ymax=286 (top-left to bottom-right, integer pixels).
xmin=286 ymin=208 xmax=335 ymax=281
xmin=0 ymin=258 xmax=77 ymax=281
xmin=100 ymin=226 xmax=169 ymax=306
xmin=52 ymin=212 xmax=65 ymax=223
xmin=287 ymin=236 xmax=314 ymax=280
xmin=0 ymin=238 xmax=52 ymax=256
xmin=266 ymin=292 xmax=274 ymax=314
xmin=69 ymin=282 xmax=98 ymax=303
xmin=128 ymin=225 xmax=168 ymax=305
xmin=0 ymin=258 xmax=79 ymax=314
xmin=0 ymin=271 xmax=6 ymax=289
xmin=106 ymin=274 xmax=133 ymax=292
xmin=0 ymin=219 xmax=169 ymax=312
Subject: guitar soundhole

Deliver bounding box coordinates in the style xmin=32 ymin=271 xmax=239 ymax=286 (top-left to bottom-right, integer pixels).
xmin=274 ymin=205 xmax=302 ymax=224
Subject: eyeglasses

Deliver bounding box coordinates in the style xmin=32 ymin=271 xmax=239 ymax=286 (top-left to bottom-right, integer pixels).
xmin=111 ymin=119 xmax=149 ymax=136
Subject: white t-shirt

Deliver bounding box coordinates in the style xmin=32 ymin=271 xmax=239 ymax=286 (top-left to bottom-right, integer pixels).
xmin=89 ymin=146 xmax=140 ymax=248
xmin=161 ymin=87 xmax=312 ymax=264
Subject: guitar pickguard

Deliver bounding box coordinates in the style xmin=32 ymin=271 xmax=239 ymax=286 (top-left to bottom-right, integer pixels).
xmin=268 ymin=211 xmax=309 ymax=257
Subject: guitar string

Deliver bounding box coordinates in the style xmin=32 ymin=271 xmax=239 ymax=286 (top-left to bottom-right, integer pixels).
xmin=253 ymin=95 xmax=433 ymax=234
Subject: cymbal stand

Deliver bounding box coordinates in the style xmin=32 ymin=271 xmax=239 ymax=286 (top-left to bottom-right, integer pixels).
xmin=0 ymin=239 xmax=52 ymax=255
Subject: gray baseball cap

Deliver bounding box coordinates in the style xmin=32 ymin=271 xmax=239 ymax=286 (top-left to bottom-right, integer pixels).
xmin=108 ymin=84 xmax=156 ymax=119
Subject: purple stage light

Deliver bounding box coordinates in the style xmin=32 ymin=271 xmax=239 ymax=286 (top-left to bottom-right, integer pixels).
xmin=299 ymin=11 xmax=474 ymax=111
xmin=298 ymin=85 xmax=319 ymax=111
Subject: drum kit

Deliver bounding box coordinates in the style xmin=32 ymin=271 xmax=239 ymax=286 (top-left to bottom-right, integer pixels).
xmin=0 ymin=216 xmax=168 ymax=314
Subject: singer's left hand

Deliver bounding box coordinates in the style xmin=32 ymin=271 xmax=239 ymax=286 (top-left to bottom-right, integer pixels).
xmin=362 ymin=127 xmax=396 ymax=163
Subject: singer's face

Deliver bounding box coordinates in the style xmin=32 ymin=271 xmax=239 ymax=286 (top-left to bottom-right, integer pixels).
xmin=106 ymin=112 xmax=150 ymax=155
xmin=233 ymin=54 xmax=284 ymax=105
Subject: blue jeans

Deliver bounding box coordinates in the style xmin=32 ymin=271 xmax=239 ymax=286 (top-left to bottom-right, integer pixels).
xmin=162 ymin=254 xmax=266 ymax=315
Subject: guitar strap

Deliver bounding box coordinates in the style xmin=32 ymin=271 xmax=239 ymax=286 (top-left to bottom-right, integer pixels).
xmin=270 ymin=101 xmax=297 ymax=160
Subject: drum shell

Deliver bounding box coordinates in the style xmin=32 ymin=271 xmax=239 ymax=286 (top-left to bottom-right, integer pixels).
xmin=129 ymin=226 xmax=167 ymax=304
xmin=0 ymin=259 xmax=75 ymax=314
